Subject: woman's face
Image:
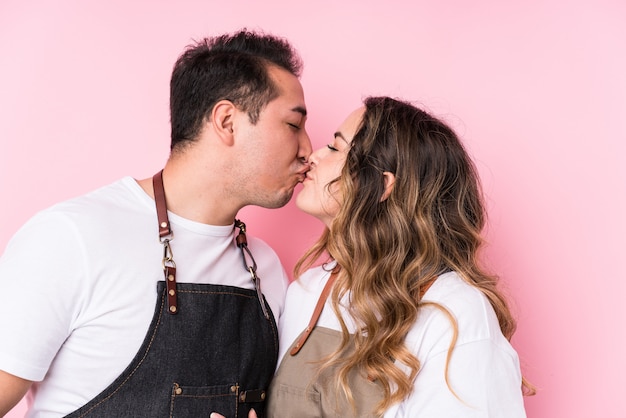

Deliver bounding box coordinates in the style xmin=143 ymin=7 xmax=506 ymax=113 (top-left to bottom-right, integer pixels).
xmin=296 ymin=106 xmax=365 ymax=226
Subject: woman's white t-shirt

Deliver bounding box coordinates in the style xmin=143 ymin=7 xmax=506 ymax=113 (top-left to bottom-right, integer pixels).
xmin=277 ymin=265 xmax=527 ymax=418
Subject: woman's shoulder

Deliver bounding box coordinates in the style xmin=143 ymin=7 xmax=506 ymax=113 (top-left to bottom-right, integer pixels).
xmin=288 ymin=264 xmax=334 ymax=294
xmin=283 ymin=265 xmax=333 ymax=316
xmin=423 ymin=271 xmax=490 ymax=316
xmin=407 ymin=271 xmax=509 ymax=355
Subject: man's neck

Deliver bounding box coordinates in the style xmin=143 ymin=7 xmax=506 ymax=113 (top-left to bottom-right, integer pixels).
xmin=137 ymin=159 xmax=241 ymax=226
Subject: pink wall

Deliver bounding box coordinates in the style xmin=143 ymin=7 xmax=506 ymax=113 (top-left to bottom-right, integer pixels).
xmin=2 ymin=1 xmax=624 ymax=416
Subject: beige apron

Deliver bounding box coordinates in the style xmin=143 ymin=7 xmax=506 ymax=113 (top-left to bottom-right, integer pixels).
xmin=267 ymin=270 xmax=384 ymax=418
xmin=267 ymin=325 xmax=384 ymax=418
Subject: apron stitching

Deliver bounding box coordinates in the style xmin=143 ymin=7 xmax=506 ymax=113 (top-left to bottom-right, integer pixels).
xmin=176 ymin=394 xmax=234 ymax=398
xmin=178 ymin=290 xmax=256 ymax=298
xmin=268 ymin=300 xmax=279 ymax=357
xmin=169 ymin=384 xmax=175 ymax=418
xmin=77 ymin=291 xmax=167 ymax=417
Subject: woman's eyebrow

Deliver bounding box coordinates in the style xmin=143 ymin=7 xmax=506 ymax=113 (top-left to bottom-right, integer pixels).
xmin=334 ymin=132 xmax=350 ymax=145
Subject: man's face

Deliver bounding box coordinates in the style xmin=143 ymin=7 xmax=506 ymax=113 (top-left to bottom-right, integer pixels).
xmin=234 ymin=65 xmax=312 ymax=209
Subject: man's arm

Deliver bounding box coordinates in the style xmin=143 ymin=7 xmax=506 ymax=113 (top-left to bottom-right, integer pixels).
xmin=0 ymin=369 xmax=32 ymax=416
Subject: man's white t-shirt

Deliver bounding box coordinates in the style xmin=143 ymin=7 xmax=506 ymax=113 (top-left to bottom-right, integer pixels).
xmin=278 ymin=265 xmax=527 ymax=418
xmin=0 ymin=177 xmax=289 ymax=417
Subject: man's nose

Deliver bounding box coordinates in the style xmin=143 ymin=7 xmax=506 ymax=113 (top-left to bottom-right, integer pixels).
xmin=298 ymin=130 xmax=313 ymax=162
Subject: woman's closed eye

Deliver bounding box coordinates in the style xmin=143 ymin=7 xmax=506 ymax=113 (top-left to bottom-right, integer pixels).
xmin=327 ymin=144 xmax=339 ymax=151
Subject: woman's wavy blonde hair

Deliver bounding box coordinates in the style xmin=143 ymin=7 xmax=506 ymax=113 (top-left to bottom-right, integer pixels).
xmin=295 ymin=96 xmax=534 ymax=415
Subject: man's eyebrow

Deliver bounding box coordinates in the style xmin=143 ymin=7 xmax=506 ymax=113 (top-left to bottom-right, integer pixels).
xmin=334 ymin=132 xmax=349 ymax=144
xmin=292 ymin=106 xmax=307 ymax=117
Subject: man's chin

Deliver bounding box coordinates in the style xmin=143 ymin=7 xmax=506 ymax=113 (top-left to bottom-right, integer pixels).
xmin=255 ymin=190 xmax=294 ymax=209
xmin=272 ymin=190 xmax=294 ymax=208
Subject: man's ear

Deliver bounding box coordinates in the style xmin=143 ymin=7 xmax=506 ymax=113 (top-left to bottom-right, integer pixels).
xmin=381 ymin=171 xmax=396 ymax=202
xmin=210 ymin=100 xmax=236 ymax=145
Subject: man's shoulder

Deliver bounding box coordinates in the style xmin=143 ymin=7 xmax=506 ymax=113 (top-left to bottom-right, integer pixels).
xmin=245 ymin=235 xmax=282 ymax=264
xmin=42 ymin=177 xmax=149 ymax=220
xmin=11 ymin=177 xmax=151 ymax=244
xmin=57 ymin=176 xmax=145 ymax=208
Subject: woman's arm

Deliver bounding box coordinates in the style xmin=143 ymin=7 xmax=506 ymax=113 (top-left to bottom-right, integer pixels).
xmin=388 ymin=340 xmax=525 ymax=418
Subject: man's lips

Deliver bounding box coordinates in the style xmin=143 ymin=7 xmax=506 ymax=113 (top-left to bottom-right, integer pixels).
xmin=296 ymin=167 xmax=311 ymax=183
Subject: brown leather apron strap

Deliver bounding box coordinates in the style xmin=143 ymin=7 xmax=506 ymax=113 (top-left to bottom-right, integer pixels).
xmin=418 ymin=278 xmax=436 ymax=302
xmin=153 ymin=170 xmax=171 ymax=238
xmin=153 ymin=170 xmax=178 ymax=314
xmin=150 ymin=169 xmax=268 ymax=318
xmin=290 ymin=269 xmax=339 ymax=356
xmin=290 ymin=270 xmax=437 ymax=356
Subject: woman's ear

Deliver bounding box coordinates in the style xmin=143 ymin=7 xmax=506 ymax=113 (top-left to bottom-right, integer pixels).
xmin=381 ymin=172 xmax=396 ymax=201
xmin=210 ymin=100 xmax=236 ymax=145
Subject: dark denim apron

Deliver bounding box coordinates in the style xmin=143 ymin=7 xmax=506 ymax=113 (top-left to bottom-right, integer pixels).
xmin=64 ymin=171 xmax=278 ymax=418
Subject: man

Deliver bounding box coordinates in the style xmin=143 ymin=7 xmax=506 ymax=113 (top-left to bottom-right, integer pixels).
xmin=0 ymin=29 xmax=311 ymax=417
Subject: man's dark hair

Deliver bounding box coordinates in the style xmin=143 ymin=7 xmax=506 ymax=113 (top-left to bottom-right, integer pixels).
xmin=169 ymin=29 xmax=303 ymax=151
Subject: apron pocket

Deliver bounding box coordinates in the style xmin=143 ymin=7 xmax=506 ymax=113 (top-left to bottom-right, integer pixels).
xmin=170 ymin=383 xmax=238 ymax=418
xmin=267 ymin=383 xmax=321 ymax=418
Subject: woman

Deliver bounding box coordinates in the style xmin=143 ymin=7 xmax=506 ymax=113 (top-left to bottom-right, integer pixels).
xmin=266 ymin=97 xmax=532 ymax=417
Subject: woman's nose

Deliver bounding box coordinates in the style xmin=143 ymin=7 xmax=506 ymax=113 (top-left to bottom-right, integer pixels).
xmin=308 ymin=147 xmax=324 ymax=166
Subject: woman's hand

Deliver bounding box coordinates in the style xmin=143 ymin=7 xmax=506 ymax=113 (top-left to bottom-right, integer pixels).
xmin=210 ymin=408 xmax=258 ymax=418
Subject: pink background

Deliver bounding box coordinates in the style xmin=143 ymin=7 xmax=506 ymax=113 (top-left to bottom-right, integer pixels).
xmin=1 ymin=1 xmax=624 ymax=416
